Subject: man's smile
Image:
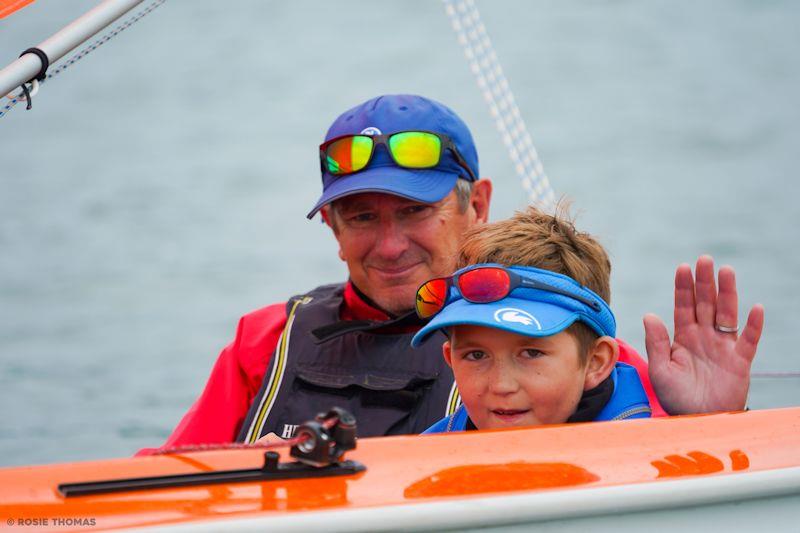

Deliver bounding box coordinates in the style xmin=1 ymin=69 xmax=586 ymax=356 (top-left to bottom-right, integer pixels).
xmin=368 ymin=262 xmax=423 ymax=281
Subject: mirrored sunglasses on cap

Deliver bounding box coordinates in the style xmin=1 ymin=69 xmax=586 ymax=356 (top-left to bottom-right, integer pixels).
xmin=319 ymin=130 xmax=478 ymax=182
xmin=415 ymin=264 xmax=604 ymax=319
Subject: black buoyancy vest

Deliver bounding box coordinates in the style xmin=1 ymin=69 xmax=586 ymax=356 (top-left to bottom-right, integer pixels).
xmin=237 ymin=284 xmax=458 ymax=442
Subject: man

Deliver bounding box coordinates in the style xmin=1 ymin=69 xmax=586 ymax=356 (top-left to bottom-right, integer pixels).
xmin=137 ymin=94 xmax=762 ymax=454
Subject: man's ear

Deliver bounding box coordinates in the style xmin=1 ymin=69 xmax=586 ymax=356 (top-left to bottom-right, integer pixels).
xmin=583 ymin=336 xmax=619 ymax=391
xmin=442 ymin=340 xmax=454 ymax=368
xmin=320 ymin=206 xmax=335 ymax=231
xmin=320 ymin=206 xmax=345 ymax=260
xmin=470 ymin=179 xmax=492 ymax=224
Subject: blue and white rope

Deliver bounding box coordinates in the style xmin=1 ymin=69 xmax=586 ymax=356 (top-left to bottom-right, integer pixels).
xmin=443 ymin=0 xmax=556 ymax=210
xmin=1 ymin=0 xmax=167 ymax=119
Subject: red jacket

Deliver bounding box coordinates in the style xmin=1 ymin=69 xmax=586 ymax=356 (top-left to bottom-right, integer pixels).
xmin=137 ymin=282 xmax=665 ymax=455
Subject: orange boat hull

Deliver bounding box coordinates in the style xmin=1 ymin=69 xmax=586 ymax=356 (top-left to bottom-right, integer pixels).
xmin=1 ymin=407 xmax=799 ymax=531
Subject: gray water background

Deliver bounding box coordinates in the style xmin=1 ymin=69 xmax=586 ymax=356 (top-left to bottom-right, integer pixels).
xmin=1 ymin=0 xmax=798 ymax=467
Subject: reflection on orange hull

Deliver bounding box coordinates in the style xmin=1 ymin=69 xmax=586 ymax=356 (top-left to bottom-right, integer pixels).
xmin=405 ymin=462 xmax=599 ymax=498
xmin=1 ymin=407 xmax=799 ymax=531
xmin=651 ymin=449 xmax=751 ymax=478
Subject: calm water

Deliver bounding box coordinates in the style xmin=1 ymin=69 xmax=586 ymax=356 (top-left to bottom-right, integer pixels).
xmin=1 ymin=0 xmax=798 ymax=467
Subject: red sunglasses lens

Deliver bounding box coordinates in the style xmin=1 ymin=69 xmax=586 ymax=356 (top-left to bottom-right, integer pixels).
xmin=416 ymin=278 xmax=449 ymax=318
xmin=458 ymin=267 xmax=511 ymax=303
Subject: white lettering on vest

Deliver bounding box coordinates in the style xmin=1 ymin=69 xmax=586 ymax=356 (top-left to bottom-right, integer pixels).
xmin=281 ymin=424 xmax=298 ymax=439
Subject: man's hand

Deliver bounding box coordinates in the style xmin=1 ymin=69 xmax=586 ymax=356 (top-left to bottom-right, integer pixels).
xmin=644 ymin=255 xmax=765 ymax=415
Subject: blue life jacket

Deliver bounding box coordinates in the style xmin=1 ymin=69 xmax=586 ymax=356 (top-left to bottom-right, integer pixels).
xmin=423 ymin=362 xmax=651 ymax=434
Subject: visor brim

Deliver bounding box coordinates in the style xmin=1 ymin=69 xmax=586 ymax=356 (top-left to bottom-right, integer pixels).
xmin=411 ymin=297 xmax=584 ymax=347
xmin=306 ymin=167 xmax=460 ymax=219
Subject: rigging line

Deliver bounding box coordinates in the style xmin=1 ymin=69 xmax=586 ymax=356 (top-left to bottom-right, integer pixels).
xmin=442 ymin=0 xmax=556 ymax=210
xmin=442 ymin=4 xmax=800 ymax=380
xmin=751 ymin=372 xmax=800 ymax=379
xmin=443 ymin=1 xmax=800 ymax=378
xmin=1 ymin=0 xmax=166 ymax=119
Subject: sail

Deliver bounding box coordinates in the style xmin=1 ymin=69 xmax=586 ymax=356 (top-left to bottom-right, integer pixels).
xmin=0 ymin=0 xmax=35 ymax=19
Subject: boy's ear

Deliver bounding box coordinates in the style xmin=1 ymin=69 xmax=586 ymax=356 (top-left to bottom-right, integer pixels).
xmin=442 ymin=340 xmax=454 ymax=368
xmin=583 ymin=336 xmax=619 ymax=391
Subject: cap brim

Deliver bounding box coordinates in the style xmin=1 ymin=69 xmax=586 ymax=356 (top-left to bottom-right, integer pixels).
xmin=411 ymin=297 xmax=581 ymax=347
xmin=306 ymin=167 xmax=459 ymax=219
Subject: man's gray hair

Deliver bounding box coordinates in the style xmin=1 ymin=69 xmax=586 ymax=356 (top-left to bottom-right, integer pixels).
xmin=454 ymin=178 xmax=474 ymax=213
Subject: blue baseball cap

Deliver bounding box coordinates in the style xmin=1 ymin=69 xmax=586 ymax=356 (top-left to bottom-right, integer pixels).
xmin=411 ymin=264 xmax=616 ymax=347
xmin=306 ymin=94 xmax=479 ymax=219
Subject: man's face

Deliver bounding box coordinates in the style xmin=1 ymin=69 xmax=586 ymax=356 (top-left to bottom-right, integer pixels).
xmin=444 ymin=325 xmax=589 ymax=430
xmin=326 ymin=188 xmax=484 ymax=315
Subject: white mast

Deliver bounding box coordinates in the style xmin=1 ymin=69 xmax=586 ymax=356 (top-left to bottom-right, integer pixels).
xmin=0 ymin=0 xmax=144 ymax=97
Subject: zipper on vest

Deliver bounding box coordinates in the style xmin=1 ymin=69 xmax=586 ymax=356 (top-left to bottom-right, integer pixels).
xmin=611 ymin=406 xmax=652 ymax=421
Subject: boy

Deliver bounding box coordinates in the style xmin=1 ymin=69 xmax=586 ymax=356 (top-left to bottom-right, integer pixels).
xmin=411 ymin=206 xmax=651 ymax=432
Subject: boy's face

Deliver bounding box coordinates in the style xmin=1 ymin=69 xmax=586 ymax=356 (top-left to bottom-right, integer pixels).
xmin=444 ymin=325 xmax=593 ymax=430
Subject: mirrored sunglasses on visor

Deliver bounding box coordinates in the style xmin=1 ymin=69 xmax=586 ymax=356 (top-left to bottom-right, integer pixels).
xmin=415 ymin=264 xmax=604 ymax=320
xmin=319 ymin=131 xmax=478 ymax=181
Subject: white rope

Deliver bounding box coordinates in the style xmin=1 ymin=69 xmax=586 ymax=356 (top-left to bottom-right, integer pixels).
xmin=443 ymin=1 xmax=800 ymax=381
xmin=443 ymin=0 xmax=556 ymax=210
xmin=1 ymin=0 xmax=167 ymax=119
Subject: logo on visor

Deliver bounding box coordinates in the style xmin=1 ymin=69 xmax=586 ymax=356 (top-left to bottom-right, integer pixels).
xmin=360 ymin=126 xmax=382 ymax=136
xmin=493 ymin=308 xmax=542 ymax=329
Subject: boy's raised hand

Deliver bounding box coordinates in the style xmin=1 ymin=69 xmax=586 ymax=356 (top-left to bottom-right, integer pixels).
xmin=643 ymin=255 xmax=765 ymax=415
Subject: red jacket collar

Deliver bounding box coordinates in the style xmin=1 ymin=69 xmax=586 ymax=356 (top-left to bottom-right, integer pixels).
xmin=341 ymin=280 xmax=392 ymax=322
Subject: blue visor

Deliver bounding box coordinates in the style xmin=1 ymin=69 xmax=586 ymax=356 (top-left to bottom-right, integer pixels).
xmin=411 ymin=264 xmax=616 ymax=347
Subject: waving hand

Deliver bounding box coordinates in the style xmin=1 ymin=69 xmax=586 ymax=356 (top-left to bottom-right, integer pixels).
xmin=644 ymin=256 xmax=764 ymax=415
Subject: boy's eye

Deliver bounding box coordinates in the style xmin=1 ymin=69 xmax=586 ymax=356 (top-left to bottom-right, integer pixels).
xmin=463 ymin=350 xmax=487 ymax=361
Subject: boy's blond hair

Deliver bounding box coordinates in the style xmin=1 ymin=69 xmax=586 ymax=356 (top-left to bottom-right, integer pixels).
xmin=456 ymin=205 xmax=612 ymax=360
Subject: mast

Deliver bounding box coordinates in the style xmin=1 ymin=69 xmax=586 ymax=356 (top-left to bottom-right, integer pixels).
xmin=0 ymin=0 xmax=144 ymax=97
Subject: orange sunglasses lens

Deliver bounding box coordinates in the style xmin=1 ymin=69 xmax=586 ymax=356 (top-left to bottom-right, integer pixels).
xmin=415 ymin=278 xmax=449 ymax=319
xmin=325 ymin=135 xmax=373 ymax=174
